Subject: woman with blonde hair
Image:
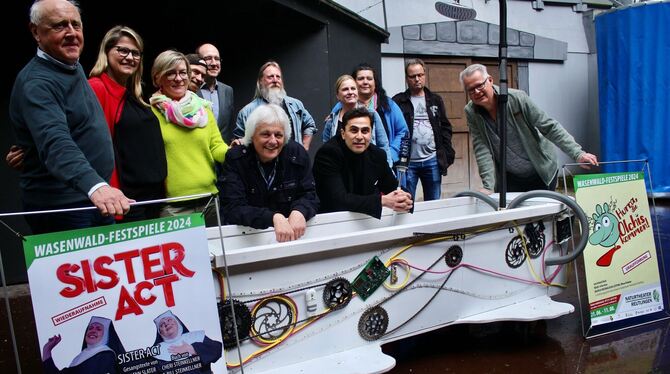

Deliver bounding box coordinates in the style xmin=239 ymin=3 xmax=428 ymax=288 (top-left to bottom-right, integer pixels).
xmin=150 ymin=50 xmax=228 ymax=223
xmin=321 ymin=75 xmax=392 ymax=167
xmin=88 ymin=25 xmax=167 ymax=221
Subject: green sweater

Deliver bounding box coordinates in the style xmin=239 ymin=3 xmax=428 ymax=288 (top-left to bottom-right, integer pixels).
xmin=152 ymin=107 xmax=228 ymax=198
xmin=464 ymin=87 xmax=584 ymax=190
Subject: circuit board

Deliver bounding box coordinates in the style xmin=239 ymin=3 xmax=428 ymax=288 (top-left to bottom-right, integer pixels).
xmin=352 ymin=256 xmax=390 ymax=300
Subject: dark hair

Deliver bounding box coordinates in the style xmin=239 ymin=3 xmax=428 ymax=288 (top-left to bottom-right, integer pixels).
xmin=342 ymin=107 xmax=374 ymax=130
xmin=351 ymin=63 xmax=389 ymax=113
xmin=185 ymin=53 xmax=207 ymax=68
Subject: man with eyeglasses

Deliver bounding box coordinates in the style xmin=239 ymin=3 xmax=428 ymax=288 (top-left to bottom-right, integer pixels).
xmin=196 ymin=43 xmax=235 ymax=143
xmin=460 ymin=64 xmax=599 ymax=194
xmin=393 ymin=58 xmax=455 ymax=201
xmin=8 ymin=0 xmax=132 ymax=234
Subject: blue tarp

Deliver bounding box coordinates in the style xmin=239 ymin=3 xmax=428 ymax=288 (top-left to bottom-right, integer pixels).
xmin=595 ymin=2 xmax=670 ymax=194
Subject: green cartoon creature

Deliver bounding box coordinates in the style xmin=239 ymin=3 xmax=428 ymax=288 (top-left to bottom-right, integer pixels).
xmin=588 ymin=202 xmax=621 ymax=267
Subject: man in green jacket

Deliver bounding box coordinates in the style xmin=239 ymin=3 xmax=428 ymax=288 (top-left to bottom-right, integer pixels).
xmin=460 ymin=64 xmax=598 ymax=193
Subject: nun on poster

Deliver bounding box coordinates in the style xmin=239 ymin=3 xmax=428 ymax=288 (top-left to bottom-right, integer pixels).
xmin=152 ymin=310 xmax=223 ymax=373
xmin=41 ymin=316 xmax=125 ymax=373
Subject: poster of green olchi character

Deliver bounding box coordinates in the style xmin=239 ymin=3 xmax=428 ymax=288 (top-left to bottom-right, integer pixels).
xmin=574 ymin=171 xmax=662 ymax=326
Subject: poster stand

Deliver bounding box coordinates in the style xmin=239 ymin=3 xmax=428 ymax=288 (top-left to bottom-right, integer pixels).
xmin=560 ymin=159 xmax=670 ymax=339
xmin=0 ymin=193 xmax=245 ymax=373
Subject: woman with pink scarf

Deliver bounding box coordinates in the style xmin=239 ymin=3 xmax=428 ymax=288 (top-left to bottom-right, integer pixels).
xmin=150 ymin=50 xmax=228 ymax=223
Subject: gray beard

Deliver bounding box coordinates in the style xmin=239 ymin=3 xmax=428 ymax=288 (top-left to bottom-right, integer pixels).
xmin=262 ymin=86 xmax=287 ymax=105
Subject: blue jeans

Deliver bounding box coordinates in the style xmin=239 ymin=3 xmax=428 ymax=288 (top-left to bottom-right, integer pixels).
xmin=403 ymin=157 xmax=442 ymax=201
xmin=23 ymin=200 xmax=114 ymax=235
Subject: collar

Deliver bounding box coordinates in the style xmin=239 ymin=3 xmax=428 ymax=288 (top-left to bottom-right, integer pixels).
xmin=203 ymin=77 xmax=218 ymax=90
xmin=36 ymin=48 xmax=78 ymax=71
xmin=100 ymin=73 xmax=127 ymax=99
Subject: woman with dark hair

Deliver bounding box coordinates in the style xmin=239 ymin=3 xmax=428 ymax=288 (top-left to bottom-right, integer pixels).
xmin=351 ymin=63 xmax=409 ymax=164
xmin=42 ymin=316 xmax=125 ymax=374
xmin=152 ymin=310 xmax=222 ymax=373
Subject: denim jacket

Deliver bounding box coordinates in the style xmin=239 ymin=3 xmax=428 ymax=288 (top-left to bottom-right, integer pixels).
xmin=322 ymin=105 xmax=393 ymax=167
xmin=234 ymin=96 xmax=317 ymax=144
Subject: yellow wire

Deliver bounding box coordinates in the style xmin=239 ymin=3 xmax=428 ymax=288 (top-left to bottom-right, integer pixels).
xmin=226 ymin=300 xmax=334 ymax=368
xmin=513 ymin=224 xmax=566 ymax=288
xmin=225 ymin=220 xmax=564 ymax=368
xmin=250 ymin=295 xmax=298 ymax=345
xmin=384 ymin=259 xmax=411 ymax=290
xmin=212 ymin=267 xmax=226 ymax=300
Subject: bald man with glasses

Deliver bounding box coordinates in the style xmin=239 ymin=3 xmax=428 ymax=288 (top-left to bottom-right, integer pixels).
xmin=196 ymin=43 xmax=235 ymax=143
xmin=460 ymin=64 xmax=598 ymax=194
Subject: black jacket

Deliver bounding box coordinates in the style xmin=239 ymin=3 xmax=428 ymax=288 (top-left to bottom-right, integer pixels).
xmin=219 ymin=141 xmax=319 ymax=229
xmin=392 ymin=87 xmax=455 ymax=175
xmin=313 ymin=137 xmax=398 ymax=219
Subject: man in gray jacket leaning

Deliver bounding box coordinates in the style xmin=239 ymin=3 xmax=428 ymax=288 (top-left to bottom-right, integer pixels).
xmin=460 ymin=64 xmax=598 ymax=193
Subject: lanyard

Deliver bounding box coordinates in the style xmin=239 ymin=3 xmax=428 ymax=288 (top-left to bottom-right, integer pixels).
xmin=257 ymin=160 xmax=277 ymax=190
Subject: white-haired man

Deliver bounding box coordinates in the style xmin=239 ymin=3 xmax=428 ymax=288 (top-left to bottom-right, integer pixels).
xmin=220 ymin=104 xmax=319 ymax=242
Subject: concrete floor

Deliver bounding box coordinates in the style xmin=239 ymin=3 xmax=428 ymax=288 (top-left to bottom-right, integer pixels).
xmin=1 ymin=200 xmax=668 ymax=373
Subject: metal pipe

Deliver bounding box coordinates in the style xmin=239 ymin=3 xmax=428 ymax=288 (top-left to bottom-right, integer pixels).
xmin=508 ymin=190 xmax=589 ymax=266
xmin=497 ymin=0 xmax=508 ymax=209
xmin=453 ymin=191 xmax=499 ymax=210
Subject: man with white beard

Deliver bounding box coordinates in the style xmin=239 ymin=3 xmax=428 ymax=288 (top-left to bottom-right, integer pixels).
xmin=233 ymin=61 xmax=316 ymax=150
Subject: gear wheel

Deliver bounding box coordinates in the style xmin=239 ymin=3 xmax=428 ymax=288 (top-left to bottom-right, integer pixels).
xmin=218 ymin=299 xmax=251 ymax=350
xmin=322 ymin=277 xmax=353 ymax=311
xmin=505 ymin=236 xmax=527 ymax=268
xmin=524 ymin=222 xmax=546 ymax=259
xmin=527 ymin=233 xmax=545 ymax=259
xmin=358 ymin=306 xmax=389 ymax=341
xmin=251 ymin=295 xmax=296 ymax=344
xmin=445 ymin=245 xmax=463 ymax=268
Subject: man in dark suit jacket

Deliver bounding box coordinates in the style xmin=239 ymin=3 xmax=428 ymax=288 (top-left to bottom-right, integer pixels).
xmin=313 ymin=107 xmax=413 ymax=219
xmin=196 ymin=43 xmax=235 ymax=143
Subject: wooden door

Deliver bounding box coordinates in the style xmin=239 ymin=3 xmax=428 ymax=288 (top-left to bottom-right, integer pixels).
xmin=419 ymin=58 xmax=518 ymax=197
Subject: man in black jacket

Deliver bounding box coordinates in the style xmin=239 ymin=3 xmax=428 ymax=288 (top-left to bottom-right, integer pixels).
xmin=393 ymin=58 xmax=455 ymax=201
xmin=219 ymin=104 xmax=318 ymax=242
xmin=313 ymin=107 xmax=413 ymax=219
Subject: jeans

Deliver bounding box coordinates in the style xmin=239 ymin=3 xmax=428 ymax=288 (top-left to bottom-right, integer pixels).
xmin=404 ymin=156 xmax=442 ymax=201
xmin=23 ymin=200 xmax=114 ymax=235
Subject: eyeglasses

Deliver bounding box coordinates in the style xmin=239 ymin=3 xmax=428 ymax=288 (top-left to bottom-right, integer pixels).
xmin=465 ymin=78 xmax=489 ymax=95
xmin=202 ymin=55 xmax=221 ymax=62
xmin=114 ymin=46 xmax=142 ymax=60
xmin=165 ymin=70 xmax=189 ymax=81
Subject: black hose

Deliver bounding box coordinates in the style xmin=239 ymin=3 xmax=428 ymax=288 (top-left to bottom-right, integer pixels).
xmin=508 ymin=190 xmax=588 ymax=266
xmin=453 ymin=191 xmax=499 ymax=211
